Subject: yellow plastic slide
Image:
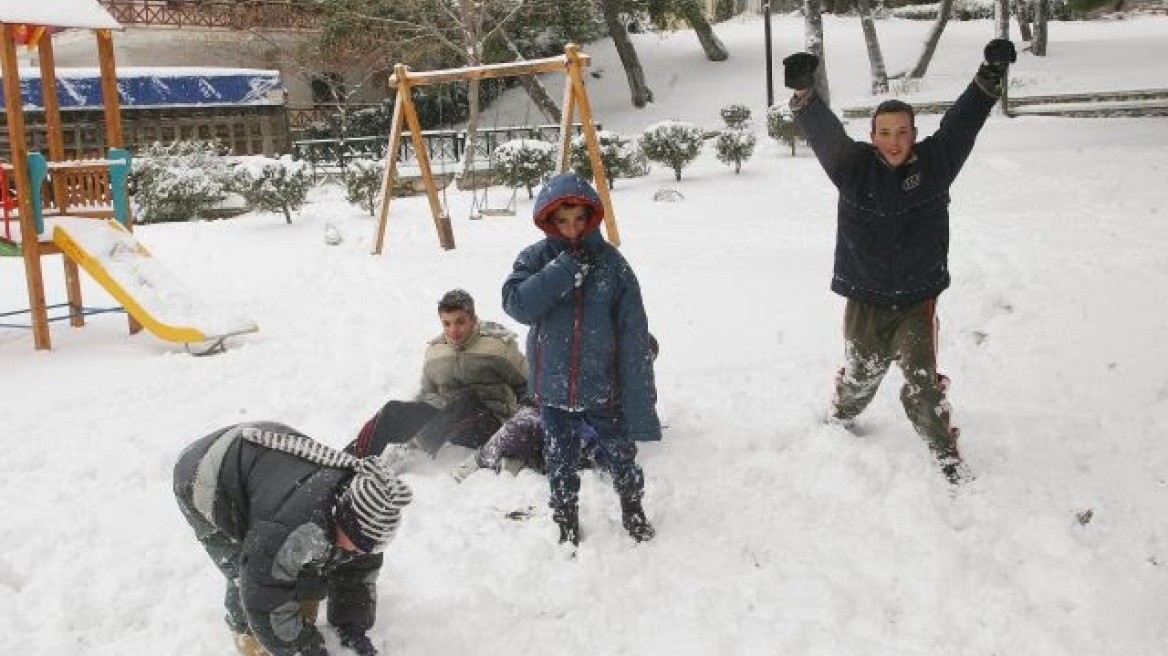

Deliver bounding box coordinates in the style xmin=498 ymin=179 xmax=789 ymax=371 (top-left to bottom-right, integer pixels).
xmin=52 ymin=217 xmax=259 ymax=345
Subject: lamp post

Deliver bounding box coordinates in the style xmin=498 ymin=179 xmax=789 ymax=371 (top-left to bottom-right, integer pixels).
xmin=763 ymin=0 xmax=774 ymax=107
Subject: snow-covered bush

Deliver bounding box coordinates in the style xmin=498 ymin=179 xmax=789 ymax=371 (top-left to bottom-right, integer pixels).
xmin=231 ymin=156 xmax=312 ymax=224
xmin=720 ymin=103 xmax=752 ymax=129
xmin=714 ymin=129 xmax=757 ymax=174
xmin=132 ymin=141 xmax=232 ymax=224
xmin=892 ymin=0 xmax=1069 ymax=20
xmin=766 ymin=105 xmax=805 ymax=156
xmin=344 ymin=158 xmax=385 ymax=217
xmin=492 ymin=139 xmax=556 ymax=199
xmin=569 ymin=130 xmax=649 ymax=189
xmin=639 ymin=121 xmax=705 ymax=182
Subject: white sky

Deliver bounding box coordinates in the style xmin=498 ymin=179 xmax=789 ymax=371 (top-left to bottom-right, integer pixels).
xmin=2 ymin=14 xmax=1167 ymax=656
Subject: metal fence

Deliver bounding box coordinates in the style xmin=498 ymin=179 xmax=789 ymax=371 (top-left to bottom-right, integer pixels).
xmin=290 ymin=123 xmax=595 ymax=180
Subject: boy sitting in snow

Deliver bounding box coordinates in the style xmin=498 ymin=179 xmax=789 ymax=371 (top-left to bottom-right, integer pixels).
xmin=349 ymin=289 xmax=528 ymax=459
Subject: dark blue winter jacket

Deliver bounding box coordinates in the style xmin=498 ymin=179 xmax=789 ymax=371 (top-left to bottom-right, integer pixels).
xmin=502 ymin=173 xmax=661 ymax=442
xmin=794 ymin=80 xmax=998 ymax=307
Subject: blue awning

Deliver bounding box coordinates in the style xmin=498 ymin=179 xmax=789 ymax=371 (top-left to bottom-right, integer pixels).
xmin=1 ymin=67 xmax=285 ymax=110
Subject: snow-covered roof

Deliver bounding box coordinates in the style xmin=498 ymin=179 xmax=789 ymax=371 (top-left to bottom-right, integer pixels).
xmin=0 ymin=0 xmax=121 ymax=30
xmin=2 ymin=67 xmax=285 ymax=109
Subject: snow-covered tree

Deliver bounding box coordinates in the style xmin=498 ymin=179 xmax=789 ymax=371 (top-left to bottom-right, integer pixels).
xmin=344 ymin=158 xmax=385 ymax=216
xmin=492 ymin=139 xmax=556 ymax=199
xmin=719 ymin=104 xmax=752 ymax=129
xmin=767 ymin=105 xmax=804 ymax=157
xmin=639 ymin=121 xmax=705 ymax=182
xmin=714 ymin=129 xmax=757 ymax=174
xmin=569 ymin=131 xmax=649 ymax=189
xmin=232 ymin=156 xmax=312 ymax=224
xmin=132 ymin=141 xmax=232 ymax=224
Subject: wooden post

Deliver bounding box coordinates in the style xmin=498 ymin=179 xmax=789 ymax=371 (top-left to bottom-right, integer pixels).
xmin=564 ymin=45 xmax=620 ymax=247
xmin=2 ymin=25 xmax=51 ymax=349
xmin=558 ymin=58 xmax=576 ymax=173
xmin=96 ymin=28 xmax=141 ymax=335
xmin=96 ymin=30 xmax=125 ymax=150
xmin=399 ymin=80 xmax=454 ymax=250
xmin=372 ymin=68 xmax=409 ymax=256
xmin=36 ymin=37 xmax=86 ymax=328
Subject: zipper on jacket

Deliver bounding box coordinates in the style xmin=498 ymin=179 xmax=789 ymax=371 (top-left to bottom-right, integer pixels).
xmin=569 ymin=286 xmax=583 ymax=408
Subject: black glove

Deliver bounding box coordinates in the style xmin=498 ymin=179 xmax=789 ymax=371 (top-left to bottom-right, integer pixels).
xmin=984 ymin=38 xmax=1017 ymax=66
xmin=337 ymin=625 xmax=377 ymax=656
xmin=977 ymin=39 xmax=1016 ymax=91
xmin=781 ymin=52 xmax=819 ymax=91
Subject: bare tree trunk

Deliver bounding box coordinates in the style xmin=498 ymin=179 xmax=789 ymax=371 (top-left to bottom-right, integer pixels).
xmin=459 ymin=0 xmax=483 ymax=180
xmin=856 ymin=0 xmax=888 ymax=94
xmin=908 ymin=0 xmax=954 ymax=79
xmin=802 ymin=0 xmax=830 ymax=107
xmin=675 ymin=0 xmax=729 ymax=62
xmin=500 ymin=33 xmax=561 ymax=123
xmin=1033 ymin=0 xmax=1050 ymax=56
xmin=599 ymin=0 xmax=653 ymax=107
xmin=1014 ymin=0 xmax=1033 ymax=42
xmin=995 ymin=0 xmax=1010 ymax=37
xmin=461 ymin=76 xmax=484 ymax=181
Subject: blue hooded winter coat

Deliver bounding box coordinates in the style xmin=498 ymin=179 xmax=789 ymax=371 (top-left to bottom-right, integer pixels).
xmin=502 ymin=173 xmax=661 ymax=442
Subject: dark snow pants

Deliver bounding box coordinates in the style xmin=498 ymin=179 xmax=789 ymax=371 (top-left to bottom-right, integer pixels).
xmin=541 ymin=405 xmax=644 ymax=510
xmin=829 ymin=297 xmax=959 ymax=457
xmin=173 ymin=444 xmax=251 ymax=634
xmin=350 ymin=393 xmax=502 ymax=457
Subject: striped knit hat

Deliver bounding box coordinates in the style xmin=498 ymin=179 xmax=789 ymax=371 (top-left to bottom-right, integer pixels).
xmin=333 ymin=457 xmax=412 ymax=553
xmin=239 ymin=424 xmax=412 ymax=553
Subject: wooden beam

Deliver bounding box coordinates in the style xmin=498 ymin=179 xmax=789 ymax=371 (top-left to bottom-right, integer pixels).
xmin=399 ymin=79 xmax=454 ymax=250
xmin=37 ymin=37 xmax=68 ymax=213
xmin=564 ymin=45 xmax=620 ymax=247
xmin=96 ymin=30 xmax=126 ymax=149
xmin=96 ymin=28 xmax=141 ymax=335
xmin=388 ymin=52 xmax=589 ymax=88
xmin=372 ymin=68 xmax=409 ymax=256
xmin=2 ymin=24 xmax=51 ymax=349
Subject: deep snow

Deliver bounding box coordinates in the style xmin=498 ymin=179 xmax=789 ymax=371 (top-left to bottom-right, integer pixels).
xmin=2 ymin=14 xmax=1167 ymax=656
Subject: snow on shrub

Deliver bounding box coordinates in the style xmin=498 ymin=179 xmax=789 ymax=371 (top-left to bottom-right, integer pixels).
xmin=492 ymin=139 xmax=557 ymax=199
xmin=638 ymin=121 xmax=705 ymax=182
xmin=231 ymin=156 xmax=312 ymax=224
xmin=714 ymin=129 xmax=757 ymax=174
xmin=132 ymin=141 xmax=231 ymax=223
xmin=569 ymin=130 xmax=649 ymax=189
xmin=766 ymin=105 xmax=805 ymax=156
xmin=344 ymin=158 xmax=385 ymax=217
xmin=720 ymin=103 xmax=752 ymax=129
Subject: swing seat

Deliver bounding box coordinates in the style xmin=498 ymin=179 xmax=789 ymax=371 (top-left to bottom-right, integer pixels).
xmin=473 ymin=207 xmax=516 ymax=218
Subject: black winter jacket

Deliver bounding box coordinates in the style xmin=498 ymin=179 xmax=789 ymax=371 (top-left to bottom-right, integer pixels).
xmin=794 ymin=80 xmax=998 ymax=307
xmin=174 ymin=422 xmax=382 ymax=656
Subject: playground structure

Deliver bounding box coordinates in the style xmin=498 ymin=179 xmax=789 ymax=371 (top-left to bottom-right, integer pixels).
xmin=1 ymin=1 xmax=257 ymax=351
xmin=373 ymin=44 xmax=622 ymax=256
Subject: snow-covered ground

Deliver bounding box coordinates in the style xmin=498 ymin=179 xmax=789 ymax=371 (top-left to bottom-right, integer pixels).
xmin=2 ymin=14 xmax=1167 ymax=656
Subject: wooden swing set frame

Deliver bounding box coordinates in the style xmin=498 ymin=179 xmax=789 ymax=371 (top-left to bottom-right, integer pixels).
xmin=372 ymin=43 xmax=621 ymax=256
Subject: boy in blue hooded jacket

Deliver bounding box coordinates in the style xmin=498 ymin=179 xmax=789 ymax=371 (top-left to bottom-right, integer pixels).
xmin=502 ymin=172 xmax=659 ymax=545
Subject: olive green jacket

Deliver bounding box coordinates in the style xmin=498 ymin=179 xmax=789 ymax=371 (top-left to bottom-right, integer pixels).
xmin=418 ymin=320 xmax=528 ymax=421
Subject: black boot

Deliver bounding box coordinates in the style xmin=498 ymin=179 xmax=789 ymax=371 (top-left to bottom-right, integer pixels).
xmin=620 ymin=497 xmax=655 ymax=543
xmin=936 ymin=445 xmax=973 ymax=487
xmin=553 ymin=504 xmax=580 ymax=546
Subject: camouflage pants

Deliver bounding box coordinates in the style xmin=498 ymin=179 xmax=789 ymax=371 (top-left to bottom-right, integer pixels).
xmin=829 ymin=297 xmax=959 ymax=456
